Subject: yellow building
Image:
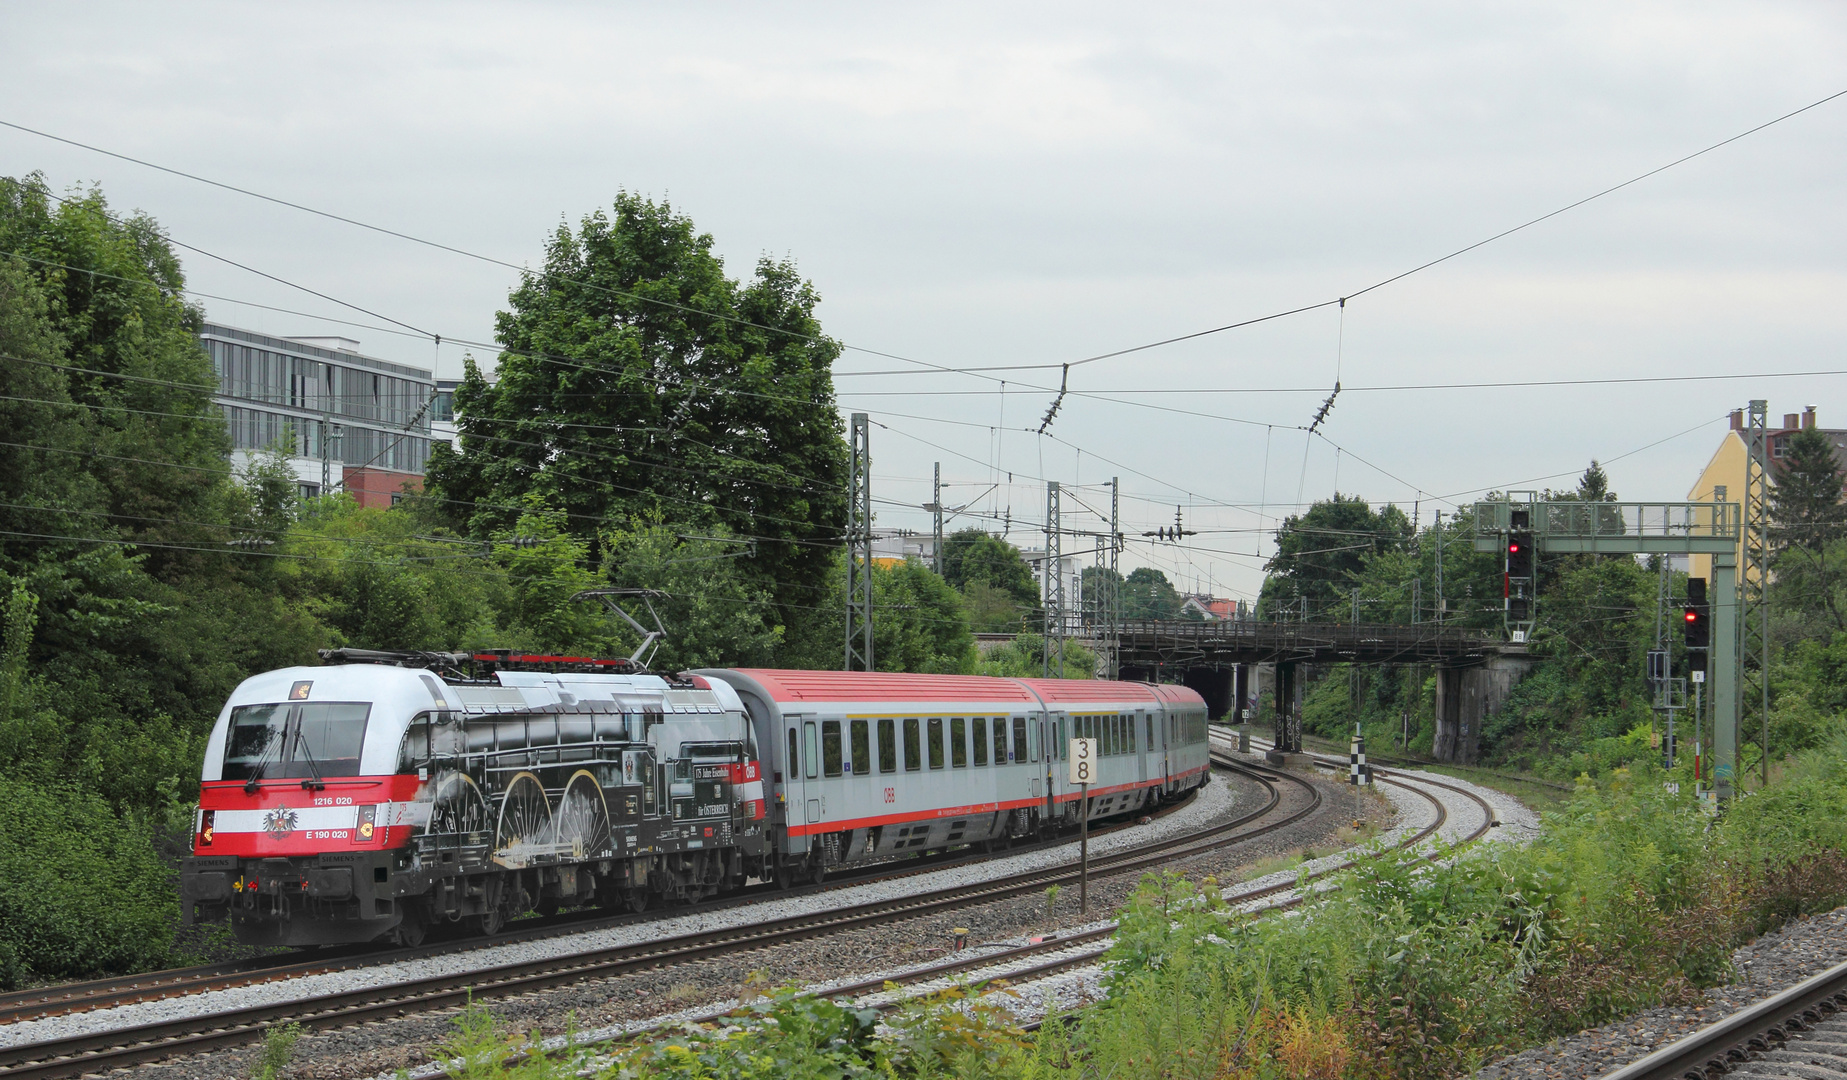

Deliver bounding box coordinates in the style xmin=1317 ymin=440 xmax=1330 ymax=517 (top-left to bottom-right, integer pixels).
xmin=1688 ymin=405 xmax=1847 ymax=580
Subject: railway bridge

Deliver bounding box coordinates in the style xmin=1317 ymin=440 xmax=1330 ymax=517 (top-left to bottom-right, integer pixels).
xmin=1112 ymin=619 xmax=1520 ymax=763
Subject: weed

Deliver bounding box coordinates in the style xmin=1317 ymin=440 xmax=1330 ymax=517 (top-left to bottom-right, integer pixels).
xmin=248 ymin=1022 xmax=301 ymax=1080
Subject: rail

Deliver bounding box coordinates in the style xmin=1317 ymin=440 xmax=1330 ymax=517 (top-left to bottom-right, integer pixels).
xmin=1597 ymin=957 xmax=1847 ymax=1080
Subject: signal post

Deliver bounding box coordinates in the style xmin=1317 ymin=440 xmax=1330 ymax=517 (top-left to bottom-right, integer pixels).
xmin=1475 ymin=498 xmax=1742 ymax=801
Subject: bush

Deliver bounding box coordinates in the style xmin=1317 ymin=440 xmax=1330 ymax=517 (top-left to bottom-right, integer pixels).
xmin=0 ymin=779 xmax=177 ymax=988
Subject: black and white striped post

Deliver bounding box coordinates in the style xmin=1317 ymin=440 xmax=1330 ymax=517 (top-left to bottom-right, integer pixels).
xmin=1350 ymin=724 xmax=1370 ymax=786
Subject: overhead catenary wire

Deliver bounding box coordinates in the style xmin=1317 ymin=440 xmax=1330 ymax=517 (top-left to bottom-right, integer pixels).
xmin=15 ymin=86 xmax=1845 ymax=395
xmin=10 ymin=119 xmax=1814 ymax=603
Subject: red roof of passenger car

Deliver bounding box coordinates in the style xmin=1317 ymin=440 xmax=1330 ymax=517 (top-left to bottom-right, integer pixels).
xmin=714 ymin=669 xmax=1209 ymax=709
xmin=1011 ymin=678 xmax=1164 ymax=704
xmin=722 ymin=669 xmax=1040 ymax=704
xmin=1147 ymin=683 xmax=1209 ymax=706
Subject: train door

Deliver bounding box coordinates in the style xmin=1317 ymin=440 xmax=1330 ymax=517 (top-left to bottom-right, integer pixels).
xmin=1137 ymin=709 xmax=1150 ymax=786
xmin=1040 ymin=710 xmax=1062 ymax=822
xmin=1159 ymin=701 xmax=1174 ymax=786
xmin=844 ymin=718 xmax=873 ymax=847
xmin=622 ymin=748 xmax=661 ymax=820
xmin=782 ymin=713 xmax=812 ymax=845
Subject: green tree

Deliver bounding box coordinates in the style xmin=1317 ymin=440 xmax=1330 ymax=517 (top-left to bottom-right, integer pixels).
xmin=1772 ymin=427 xmax=1847 ymax=552
xmin=872 ymin=559 xmax=976 ymax=674
xmin=975 ymin=632 xmax=1098 ymax=679
xmin=1260 ymin=494 xmax=1411 ymax=620
xmin=1121 ymin=567 xmax=1182 ymax=620
xmin=960 ymin=579 xmax=1026 ymax=634
xmin=0 ymin=176 xmax=229 ymax=573
xmin=424 ymin=193 xmax=846 ymax=659
xmin=1081 ymin=565 xmax=1123 ymax=628
xmin=600 ymin=519 xmax=781 ymax=670
xmin=941 ymin=528 xmax=1038 ymax=602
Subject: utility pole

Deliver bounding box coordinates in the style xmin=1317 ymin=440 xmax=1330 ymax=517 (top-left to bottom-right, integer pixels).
xmin=845 ymin=413 xmax=874 ymax=672
xmin=1107 ymin=477 xmax=1120 ymax=679
xmin=1742 ymin=401 xmax=1772 ymax=785
xmin=1044 ymin=480 xmax=1064 ymax=678
xmin=930 ymin=462 xmax=945 ymax=576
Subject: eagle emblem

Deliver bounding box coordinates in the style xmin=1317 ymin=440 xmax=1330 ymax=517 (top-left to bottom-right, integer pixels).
xmin=262 ymin=806 xmax=299 ymax=839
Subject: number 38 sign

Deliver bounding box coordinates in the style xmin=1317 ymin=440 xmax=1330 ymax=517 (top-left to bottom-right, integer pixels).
xmin=1067 ymin=738 xmax=1099 ymax=785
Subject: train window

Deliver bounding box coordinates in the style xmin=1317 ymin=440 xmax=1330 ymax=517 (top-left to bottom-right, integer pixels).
xmin=927 ymin=718 xmax=945 ymax=769
xmin=850 ymin=720 xmax=870 ymax=776
xmin=878 ymin=718 xmax=896 ymax=773
xmin=804 ymin=721 xmax=819 ymax=779
xmin=1107 ymin=716 xmax=1118 ymax=756
xmin=787 ymin=728 xmax=798 ymax=782
xmin=1011 ymin=717 xmax=1026 ymax=762
xmin=1128 ymin=714 xmax=1137 ymax=752
xmin=1029 ymin=717 xmax=1040 ymax=761
xmin=993 ymin=720 xmax=1007 ymax=765
xmin=950 ymin=718 xmax=967 ymax=767
xmin=903 ymin=717 xmax=921 ymax=771
xmin=1146 ymin=714 xmax=1155 ymax=746
xmin=822 ymin=721 xmax=843 ymax=778
xmin=972 ymin=718 xmax=988 ymax=765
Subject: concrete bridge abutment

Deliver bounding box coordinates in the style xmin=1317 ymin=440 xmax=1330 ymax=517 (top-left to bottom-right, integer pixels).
xmin=1432 ymin=648 xmax=1537 ymax=764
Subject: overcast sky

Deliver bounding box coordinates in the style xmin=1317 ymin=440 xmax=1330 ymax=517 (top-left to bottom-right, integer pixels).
xmin=3 ymin=3 xmax=1844 ymax=602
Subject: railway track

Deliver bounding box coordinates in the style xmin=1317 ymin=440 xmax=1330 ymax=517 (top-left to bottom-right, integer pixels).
xmin=0 ymin=756 xmax=1319 ymax=1079
xmin=1597 ymin=958 xmax=1847 ymax=1080
xmin=0 ymin=785 xmax=1198 ymax=1029
xmin=471 ymin=746 xmax=1498 ymax=1072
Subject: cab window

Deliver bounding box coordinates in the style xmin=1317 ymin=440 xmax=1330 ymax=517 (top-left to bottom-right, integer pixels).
xmin=223 ymin=702 xmax=370 ymax=780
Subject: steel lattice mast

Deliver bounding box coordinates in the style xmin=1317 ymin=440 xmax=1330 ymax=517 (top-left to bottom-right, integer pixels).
xmin=844 ymin=413 xmax=873 ymax=672
xmin=1742 ymin=400 xmax=1771 ymax=785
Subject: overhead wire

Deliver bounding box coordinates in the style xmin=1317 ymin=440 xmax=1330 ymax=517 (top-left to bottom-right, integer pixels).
xmin=15 ymin=96 xmax=1831 ymax=601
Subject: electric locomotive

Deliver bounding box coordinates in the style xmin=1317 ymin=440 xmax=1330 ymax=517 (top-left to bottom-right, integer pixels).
xmin=179 ymin=651 xmax=1210 ymax=948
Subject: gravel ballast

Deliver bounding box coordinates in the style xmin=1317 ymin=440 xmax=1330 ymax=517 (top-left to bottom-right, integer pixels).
xmin=1476 ymin=905 xmax=1847 ymax=1080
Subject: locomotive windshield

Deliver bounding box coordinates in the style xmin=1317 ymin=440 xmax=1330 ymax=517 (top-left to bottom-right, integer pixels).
xmin=223 ymin=702 xmax=371 ymax=780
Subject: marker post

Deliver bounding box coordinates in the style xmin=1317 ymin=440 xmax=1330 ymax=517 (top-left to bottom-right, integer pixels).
xmin=1068 ymin=737 xmax=1097 ymax=914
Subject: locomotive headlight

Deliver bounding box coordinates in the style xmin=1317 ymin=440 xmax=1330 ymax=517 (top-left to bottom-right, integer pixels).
xmin=200 ymin=809 xmax=215 ymax=846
